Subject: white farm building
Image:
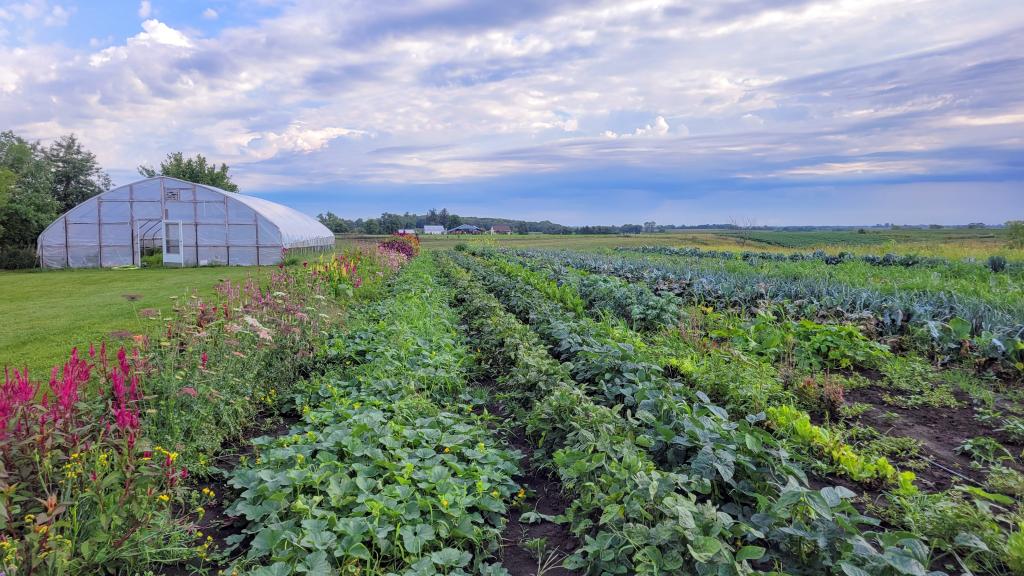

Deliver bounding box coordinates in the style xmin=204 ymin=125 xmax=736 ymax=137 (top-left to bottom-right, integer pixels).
xmin=37 ymin=176 xmax=334 ymax=268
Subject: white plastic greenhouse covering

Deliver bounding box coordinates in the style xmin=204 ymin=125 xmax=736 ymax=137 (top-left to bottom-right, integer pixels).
xmin=37 ymin=176 xmax=335 ymax=268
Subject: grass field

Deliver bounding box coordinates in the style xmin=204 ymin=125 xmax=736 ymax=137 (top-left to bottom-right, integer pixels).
xmin=0 ymin=266 xmax=264 ymax=375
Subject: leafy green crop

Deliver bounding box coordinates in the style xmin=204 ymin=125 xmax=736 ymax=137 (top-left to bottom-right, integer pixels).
xmin=226 ymin=258 xmax=520 ymax=575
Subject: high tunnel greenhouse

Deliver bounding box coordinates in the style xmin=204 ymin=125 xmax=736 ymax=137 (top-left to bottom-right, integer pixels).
xmin=37 ymin=176 xmax=335 ymax=268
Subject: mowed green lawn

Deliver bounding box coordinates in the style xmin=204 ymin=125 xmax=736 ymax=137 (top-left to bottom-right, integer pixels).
xmin=0 ymin=266 xmax=264 ymax=376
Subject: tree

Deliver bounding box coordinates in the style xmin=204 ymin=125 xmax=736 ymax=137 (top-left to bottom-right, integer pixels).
xmin=46 ymin=134 xmax=112 ymax=213
xmin=139 ymin=152 xmax=239 ymax=192
xmin=0 ymin=132 xmax=59 ymax=252
xmin=1007 ymin=220 xmax=1024 ymax=248
xmin=317 ymin=211 xmax=351 ymax=233
xmin=363 ymin=218 xmax=381 ymax=235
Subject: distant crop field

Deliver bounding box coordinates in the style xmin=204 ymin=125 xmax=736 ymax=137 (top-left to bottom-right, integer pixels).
xmin=719 ymin=228 xmax=1013 ymax=256
xmin=340 ymin=227 xmax=1021 ymax=260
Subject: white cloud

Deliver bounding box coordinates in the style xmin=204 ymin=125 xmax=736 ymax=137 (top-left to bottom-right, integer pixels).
xmin=137 ymin=1 xmax=151 ymax=18
xmin=88 ymin=19 xmax=192 ymax=66
xmin=242 ymin=124 xmax=367 ymax=160
xmin=135 ymin=19 xmax=191 ymax=47
xmin=633 ymin=116 xmax=669 ymax=137
xmin=948 ymin=112 xmax=1024 ymax=126
xmin=202 ymin=8 xmax=218 ymax=20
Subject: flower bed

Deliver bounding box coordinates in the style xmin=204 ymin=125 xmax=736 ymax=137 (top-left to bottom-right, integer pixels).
xmin=0 ymin=246 xmax=402 ymax=574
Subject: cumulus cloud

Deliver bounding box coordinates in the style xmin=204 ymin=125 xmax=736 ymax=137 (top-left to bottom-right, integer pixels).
xmin=242 ymin=124 xmax=367 ymax=161
xmin=137 ymin=0 xmax=151 ymax=18
xmin=89 ymin=19 xmax=192 ymax=66
xmin=633 ymin=116 xmax=669 ymax=137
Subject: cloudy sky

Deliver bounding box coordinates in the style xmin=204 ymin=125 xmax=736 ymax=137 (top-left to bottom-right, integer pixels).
xmin=1 ymin=0 xmax=1022 ymax=225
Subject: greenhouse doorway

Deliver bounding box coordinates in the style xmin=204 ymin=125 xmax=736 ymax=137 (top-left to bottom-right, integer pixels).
xmin=162 ymin=221 xmax=184 ymax=267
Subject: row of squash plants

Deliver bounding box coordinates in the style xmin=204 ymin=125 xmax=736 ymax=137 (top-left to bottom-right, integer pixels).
xmin=225 ymin=257 xmax=521 ymax=575
xmin=447 ymin=249 xmax=945 ymax=575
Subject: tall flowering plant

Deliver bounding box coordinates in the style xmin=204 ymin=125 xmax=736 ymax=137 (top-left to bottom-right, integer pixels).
xmin=0 ymin=346 xmax=192 ymax=575
xmin=139 ymin=264 xmax=332 ymax=476
xmin=378 ymin=232 xmax=420 ymax=259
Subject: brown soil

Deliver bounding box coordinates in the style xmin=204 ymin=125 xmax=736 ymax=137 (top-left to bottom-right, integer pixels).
xmin=139 ymin=308 xmax=160 ymax=318
xmin=122 ymin=293 xmax=142 ymax=301
xmin=487 ymin=401 xmax=579 ymax=576
xmin=107 ymin=330 xmax=134 ymax=340
xmin=844 ymin=385 xmax=1023 ymax=491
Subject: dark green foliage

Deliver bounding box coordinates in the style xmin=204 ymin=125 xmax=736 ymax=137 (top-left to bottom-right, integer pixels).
xmin=444 ymin=250 xmax=945 ymax=575
xmin=0 ymin=130 xmax=111 ymax=266
xmin=139 ymin=152 xmax=238 ymax=192
xmin=45 ymin=134 xmax=112 ymax=213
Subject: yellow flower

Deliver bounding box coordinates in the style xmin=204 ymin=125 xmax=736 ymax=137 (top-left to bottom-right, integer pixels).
xmin=23 ymin=514 xmax=35 ymax=524
xmin=490 ymin=490 xmax=500 ymax=498
xmin=158 ymin=494 xmax=170 ymax=503
xmin=440 ymin=497 xmax=449 ymax=508
xmin=443 ymin=447 xmax=451 ymax=453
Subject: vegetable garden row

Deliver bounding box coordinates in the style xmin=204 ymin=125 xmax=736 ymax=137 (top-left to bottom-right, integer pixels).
xmin=4 ymin=237 xmax=1022 ymax=574
xmin=450 ymin=245 xmax=1023 ymax=575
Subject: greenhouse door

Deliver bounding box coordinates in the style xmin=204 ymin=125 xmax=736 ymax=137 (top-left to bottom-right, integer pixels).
xmin=162 ymin=221 xmax=184 ymax=267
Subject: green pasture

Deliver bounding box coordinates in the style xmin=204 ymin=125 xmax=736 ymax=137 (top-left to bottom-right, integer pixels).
xmin=0 ymin=266 xmax=263 ymax=376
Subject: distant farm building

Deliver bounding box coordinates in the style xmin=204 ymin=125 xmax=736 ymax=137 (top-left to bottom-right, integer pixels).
xmin=490 ymin=225 xmax=513 ymax=235
xmin=423 ymin=225 xmax=446 ymax=234
xmin=449 ymin=224 xmax=483 ymax=234
xmin=37 ymin=176 xmax=334 ymax=268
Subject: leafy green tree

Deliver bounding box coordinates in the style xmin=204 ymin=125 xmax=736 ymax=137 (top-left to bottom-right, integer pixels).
xmin=46 ymin=134 xmax=112 ymax=213
xmin=139 ymin=152 xmax=239 ymax=192
xmin=1007 ymin=220 xmax=1024 ymax=248
xmin=317 ymin=211 xmax=351 ymax=233
xmin=363 ymin=218 xmax=381 ymax=234
xmin=0 ymin=132 xmax=58 ymax=250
